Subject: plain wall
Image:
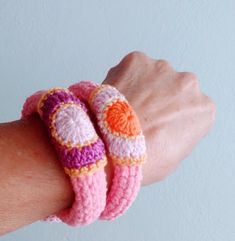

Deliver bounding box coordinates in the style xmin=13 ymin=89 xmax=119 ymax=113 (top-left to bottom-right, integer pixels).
xmin=0 ymin=1 xmax=234 ymax=240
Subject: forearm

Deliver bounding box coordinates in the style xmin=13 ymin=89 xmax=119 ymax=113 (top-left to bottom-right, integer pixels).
xmin=0 ymin=115 xmax=116 ymax=235
xmin=0 ymin=116 xmax=74 ymax=235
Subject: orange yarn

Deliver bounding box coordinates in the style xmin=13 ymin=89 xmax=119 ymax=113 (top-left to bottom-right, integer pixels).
xmin=64 ymin=158 xmax=107 ymax=177
xmin=108 ymin=153 xmax=146 ymax=166
xmin=104 ymin=99 xmax=141 ymax=137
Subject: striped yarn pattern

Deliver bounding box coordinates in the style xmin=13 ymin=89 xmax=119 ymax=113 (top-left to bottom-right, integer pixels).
xmin=21 ymin=88 xmax=107 ymax=226
xmin=69 ymin=81 xmax=146 ymax=220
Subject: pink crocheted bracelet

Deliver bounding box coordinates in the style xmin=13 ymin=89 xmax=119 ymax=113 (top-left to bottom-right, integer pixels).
xmin=21 ymin=88 xmax=107 ymax=226
xmin=69 ymin=81 xmax=147 ymax=220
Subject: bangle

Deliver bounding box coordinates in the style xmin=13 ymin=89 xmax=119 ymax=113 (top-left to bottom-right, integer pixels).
xmin=21 ymin=87 xmax=107 ymax=226
xmin=69 ymin=81 xmax=147 ymax=220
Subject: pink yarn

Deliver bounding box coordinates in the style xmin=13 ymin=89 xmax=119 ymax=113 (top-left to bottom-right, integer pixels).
xmin=57 ymin=169 xmax=107 ymax=225
xmin=69 ymin=81 xmax=99 ymax=102
xmin=105 ymin=134 xmax=146 ymax=158
xmin=21 ymin=88 xmax=108 ymax=226
xmin=21 ymin=82 xmax=146 ymax=225
xmin=69 ymin=81 xmax=146 ymax=221
xmin=100 ymin=165 xmax=142 ymax=220
xmin=21 ymin=90 xmax=45 ymax=119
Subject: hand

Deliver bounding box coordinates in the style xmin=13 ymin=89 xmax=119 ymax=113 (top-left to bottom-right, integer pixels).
xmin=103 ymin=51 xmax=216 ymax=185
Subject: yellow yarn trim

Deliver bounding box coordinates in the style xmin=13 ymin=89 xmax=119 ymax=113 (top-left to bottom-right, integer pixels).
xmin=108 ymin=154 xmax=146 ymax=166
xmin=64 ymin=157 xmax=107 ymax=177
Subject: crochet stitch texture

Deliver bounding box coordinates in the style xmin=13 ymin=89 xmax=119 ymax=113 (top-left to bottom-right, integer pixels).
xmin=22 ymin=88 xmax=107 ymax=226
xmin=21 ymin=81 xmax=146 ymax=226
xmin=69 ymin=81 xmax=146 ymax=220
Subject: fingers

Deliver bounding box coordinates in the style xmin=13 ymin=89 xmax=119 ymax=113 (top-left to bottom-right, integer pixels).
xmin=201 ymin=94 xmax=217 ymax=122
xmin=176 ymin=72 xmax=200 ymax=92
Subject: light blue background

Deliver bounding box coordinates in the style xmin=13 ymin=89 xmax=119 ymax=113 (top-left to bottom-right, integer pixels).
xmin=0 ymin=1 xmax=234 ymax=240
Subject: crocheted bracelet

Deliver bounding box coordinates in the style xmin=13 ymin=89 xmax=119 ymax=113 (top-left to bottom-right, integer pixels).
xmin=21 ymin=88 xmax=107 ymax=226
xmin=69 ymin=81 xmax=147 ymax=220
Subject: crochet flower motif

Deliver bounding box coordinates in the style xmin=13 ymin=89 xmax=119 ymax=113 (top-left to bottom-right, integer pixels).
xmin=54 ymin=104 xmax=96 ymax=146
xmin=104 ymin=100 xmax=141 ymax=137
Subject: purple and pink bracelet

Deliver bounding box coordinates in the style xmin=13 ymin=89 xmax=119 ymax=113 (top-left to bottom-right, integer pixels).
xmin=21 ymin=81 xmax=147 ymax=226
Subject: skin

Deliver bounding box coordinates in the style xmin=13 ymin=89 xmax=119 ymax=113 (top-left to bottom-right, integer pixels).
xmin=103 ymin=52 xmax=216 ymax=184
xmin=0 ymin=52 xmax=216 ymax=235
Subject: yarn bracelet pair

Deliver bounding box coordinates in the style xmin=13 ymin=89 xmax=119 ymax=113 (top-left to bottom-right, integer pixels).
xmin=69 ymin=81 xmax=147 ymax=220
xmin=21 ymin=87 xmax=107 ymax=226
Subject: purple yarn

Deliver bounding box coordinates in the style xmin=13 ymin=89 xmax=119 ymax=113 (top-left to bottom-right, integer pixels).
xmin=56 ymin=138 xmax=106 ymax=169
xmin=40 ymin=90 xmax=86 ymax=126
xmin=39 ymin=89 xmax=105 ymax=170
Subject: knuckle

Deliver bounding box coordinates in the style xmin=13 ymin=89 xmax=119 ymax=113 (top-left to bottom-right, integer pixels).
xmin=204 ymin=95 xmax=217 ymax=117
xmin=181 ymin=72 xmax=198 ymax=84
xmin=106 ymin=51 xmax=149 ymax=81
xmin=125 ymin=51 xmax=147 ymax=62
xmin=105 ymin=66 xmax=119 ymax=80
xmin=177 ymin=72 xmax=199 ymax=90
xmin=155 ymin=59 xmax=172 ymax=71
xmin=107 ymin=66 xmax=117 ymax=75
xmin=116 ymin=51 xmax=148 ymax=70
xmin=119 ymin=51 xmax=151 ymax=71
